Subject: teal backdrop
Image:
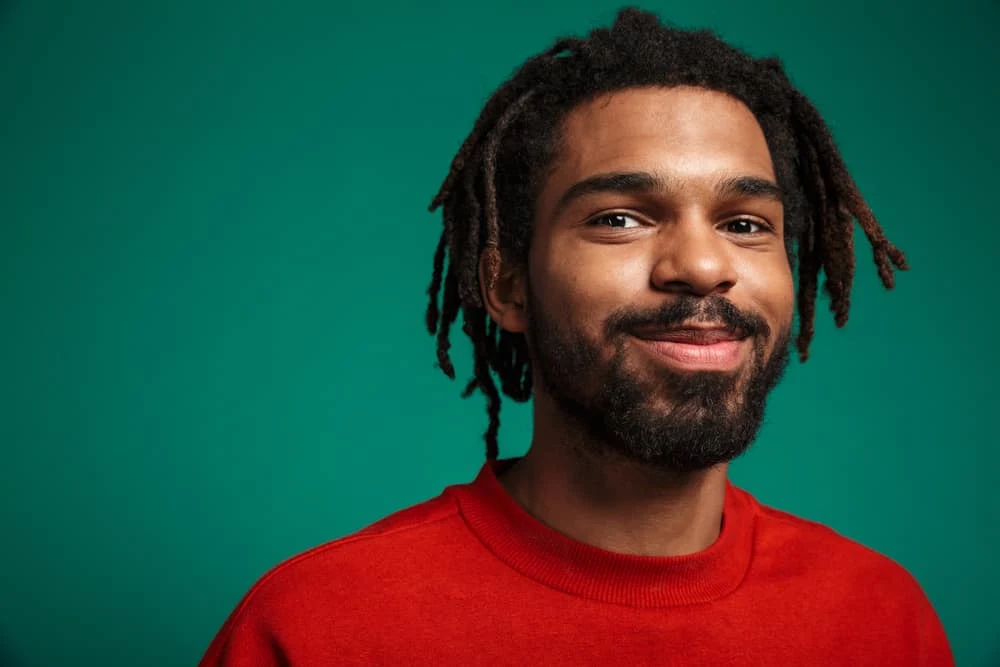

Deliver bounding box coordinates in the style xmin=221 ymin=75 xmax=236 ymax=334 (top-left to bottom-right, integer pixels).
xmin=1 ymin=1 xmax=996 ymax=665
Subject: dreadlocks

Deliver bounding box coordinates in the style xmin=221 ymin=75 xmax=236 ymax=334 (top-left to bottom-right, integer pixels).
xmin=425 ymin=7 xmax=908 ymax=460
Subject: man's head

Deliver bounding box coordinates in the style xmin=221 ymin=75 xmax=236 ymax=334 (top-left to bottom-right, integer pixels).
xmin=513 ymin=87 xmax=794 ymax=471
xmin=425 ymin=8 xmax=907 ymax=463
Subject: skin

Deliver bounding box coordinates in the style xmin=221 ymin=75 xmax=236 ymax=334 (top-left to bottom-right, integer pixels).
xmin=481 ymin=86 xmax=795 ymax=557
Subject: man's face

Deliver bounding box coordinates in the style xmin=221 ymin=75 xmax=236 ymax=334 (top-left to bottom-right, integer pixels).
xmin=524 ymin=86 xmax=795 ymax=472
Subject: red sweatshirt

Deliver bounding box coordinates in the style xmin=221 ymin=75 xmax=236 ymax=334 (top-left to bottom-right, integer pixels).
xmin=200 ymin=460 xmax=953 ymax=666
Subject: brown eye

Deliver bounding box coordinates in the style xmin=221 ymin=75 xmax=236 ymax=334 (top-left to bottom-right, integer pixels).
xmin=589 ymin=213 xmax=640 ymax=228
xmin=725 ymin=219 xmax=765 ymax=234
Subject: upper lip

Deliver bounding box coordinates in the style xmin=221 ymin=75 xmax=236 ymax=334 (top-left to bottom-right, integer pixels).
xmin=632 ymin=322 xmax=747 ymax=344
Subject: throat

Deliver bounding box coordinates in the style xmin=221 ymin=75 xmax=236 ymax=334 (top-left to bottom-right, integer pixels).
xmin=497 ymin=445 xmax=728 ymax=557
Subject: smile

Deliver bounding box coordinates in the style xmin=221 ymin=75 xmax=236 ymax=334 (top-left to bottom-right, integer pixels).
xmin=630 ymin=327 xmax=750 ymax=372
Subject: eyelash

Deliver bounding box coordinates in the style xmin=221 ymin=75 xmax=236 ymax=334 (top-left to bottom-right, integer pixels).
xmin=585 ymin=213 xmax=773 ymax=234
xmin=723 ymin=218 xmax=772 ymax=234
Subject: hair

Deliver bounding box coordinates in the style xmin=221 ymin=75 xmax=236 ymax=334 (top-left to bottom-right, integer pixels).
xmin=424 ymin=7 xmax=908 ymax=460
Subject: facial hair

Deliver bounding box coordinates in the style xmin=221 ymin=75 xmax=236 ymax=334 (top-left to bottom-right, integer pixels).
xmin=527 ymin=293 xmax=791 ymax=473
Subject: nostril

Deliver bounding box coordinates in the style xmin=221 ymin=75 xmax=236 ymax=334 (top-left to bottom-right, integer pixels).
xmin=654 ymin=279 xmax=735 ymax=296
xmin=658 ymin=280 xmax=696 ymax=294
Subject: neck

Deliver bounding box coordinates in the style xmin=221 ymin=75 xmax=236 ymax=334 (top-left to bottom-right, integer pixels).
xmin=498 ymin=392 xmax=729 ymax=557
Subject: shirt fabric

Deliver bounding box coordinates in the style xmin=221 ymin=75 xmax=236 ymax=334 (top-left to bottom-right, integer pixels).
xmin=200 ymin=459 xmax=954 ymax=666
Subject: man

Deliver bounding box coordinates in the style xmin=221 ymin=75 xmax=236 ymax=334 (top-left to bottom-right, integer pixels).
xmin=201 ymin=8 xmax=953 ymax=665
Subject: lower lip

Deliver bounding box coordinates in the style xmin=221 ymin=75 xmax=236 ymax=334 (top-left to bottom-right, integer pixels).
xmin=634 ymin=337 xmax=747 ymax=371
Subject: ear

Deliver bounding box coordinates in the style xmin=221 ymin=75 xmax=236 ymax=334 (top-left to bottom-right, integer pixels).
xmin=479 ymin=247 xmax=528 ymax=334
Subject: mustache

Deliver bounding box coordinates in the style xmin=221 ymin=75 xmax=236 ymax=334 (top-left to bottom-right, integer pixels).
xmin=604 ymin=295 xmax=771 ymax=340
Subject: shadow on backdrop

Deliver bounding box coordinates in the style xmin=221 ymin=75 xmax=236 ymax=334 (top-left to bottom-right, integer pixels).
xmin=0 ymin=635 xmax=24 ymax=667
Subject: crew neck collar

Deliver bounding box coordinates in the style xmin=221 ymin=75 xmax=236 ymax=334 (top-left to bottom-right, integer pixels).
xmin=450 ymin=458 xmax=758 ymax=607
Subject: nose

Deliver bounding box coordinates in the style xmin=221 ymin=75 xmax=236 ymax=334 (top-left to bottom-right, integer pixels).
xmin=650 ymin=216 xmax=737 ymax=296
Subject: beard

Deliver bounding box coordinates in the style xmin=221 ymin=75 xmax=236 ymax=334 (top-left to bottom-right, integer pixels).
xmin=527 ymin=292 xmax=791 ymax=473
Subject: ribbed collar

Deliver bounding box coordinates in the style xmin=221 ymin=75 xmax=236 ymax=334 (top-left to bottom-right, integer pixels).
xmin=450 ymin=458 xmax=758 ymax=608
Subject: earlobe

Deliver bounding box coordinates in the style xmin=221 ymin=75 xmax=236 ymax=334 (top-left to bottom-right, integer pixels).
xmin=479 ymin=248 xmax=528 ymax=334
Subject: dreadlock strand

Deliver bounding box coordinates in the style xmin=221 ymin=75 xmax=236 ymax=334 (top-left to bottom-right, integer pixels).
xmin=793 ymin=89 xmax=908 ymax=299
xmin=502 ymin=330 xmax=533 ymax=401
xmin=822 ymin=208 xmax=855 ymax=327
xmin=517 ymin=359 xmax=532 ymax=400
xmin=786 ymin=90 xmax=856 ymax=328
xmin=787 ymin=103 xmax=831 ymax=358
xmin=822 ymin=145 xmax=909 ymax=285
xmin=428 ymin=93 xmax=514 ymax=213
xmin=425 ymin=233 xmax=447 ymax=334
xmin=486 ymin=318 xmax=499 ymax=357
xmin=495 ymin=327 xmax=518 ymax=397
xmin=796 ymin=246 xmax=821 ymax=361
xmin=434 ymin=268 xmax=460 ymax=379
xmin=429 ymin=51 xmax=564 ymax=213
xmin=482 ymin=91 xmax=536 ymax=291
xmin=426 ymin=170 xmax=466 ymax=338
xmin=845 ymin=192 xmax=910 ymax=288
xmin=457 ymin=155 xmax=485 ymax=307
xmin=462 ymin=311 xmax=503 ymax=459
xmin=794 ymin=183 xmax=823 ymax=359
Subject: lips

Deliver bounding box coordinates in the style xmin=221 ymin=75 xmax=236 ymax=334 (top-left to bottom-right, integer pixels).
xmin=630 ymin=324 xmax=750 ymax=371
xmin=632 ymin=325 xmax=747 ymax=345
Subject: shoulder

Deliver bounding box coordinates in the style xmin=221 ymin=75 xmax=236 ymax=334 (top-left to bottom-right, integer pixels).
xmin=252 ymin=490 xmax=463 ymax=599
xmin=199 ymin=491 xmax=469 ymax=664
xmin=217 ymin=491 xmax=466 ymax=624
xmin=734 ymin=488 xmax=954 ymax=664
xmin=742 ymin=487 xmax=932 ymax=608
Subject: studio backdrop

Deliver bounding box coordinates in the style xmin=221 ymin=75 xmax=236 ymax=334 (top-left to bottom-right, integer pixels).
xmin=1 ymin=1 xmax=996 ymax=665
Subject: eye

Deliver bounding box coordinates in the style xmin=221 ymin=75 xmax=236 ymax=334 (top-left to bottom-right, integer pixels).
xmin=724 ymin=218 xmax=769 ymax=234
xmin=588 ymin=213 xmax=642 ymax=229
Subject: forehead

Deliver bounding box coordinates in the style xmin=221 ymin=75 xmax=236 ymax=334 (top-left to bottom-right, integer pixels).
xmin=549 ymin=86 xmax=775 ymax=190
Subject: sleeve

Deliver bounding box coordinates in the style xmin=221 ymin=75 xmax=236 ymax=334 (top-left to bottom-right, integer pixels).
xmin=198 ymin=587 xmax=290 ymax=667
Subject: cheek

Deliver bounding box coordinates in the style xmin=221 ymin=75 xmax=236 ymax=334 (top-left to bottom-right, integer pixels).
xmin=736 ymin=254 xmax=795 ymax=335
xmin=529 ymin=237 xmax=652 ymax=331
xmin=529 ymin=233 xmax=795 ymax=347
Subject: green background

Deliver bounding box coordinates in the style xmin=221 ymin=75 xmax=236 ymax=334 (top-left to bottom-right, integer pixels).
xmin=1 ymin=1 xmax=996 ymax=665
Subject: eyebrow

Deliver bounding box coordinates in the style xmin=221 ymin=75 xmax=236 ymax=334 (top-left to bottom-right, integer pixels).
xmin=715 ymin=175 xmax=784 ymax=202
xmin=551 ymin=170 xmax=784 ymax=218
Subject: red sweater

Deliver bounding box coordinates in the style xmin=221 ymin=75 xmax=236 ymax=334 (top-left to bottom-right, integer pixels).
xmin=200 ymin=460 xmax=953 ymax=666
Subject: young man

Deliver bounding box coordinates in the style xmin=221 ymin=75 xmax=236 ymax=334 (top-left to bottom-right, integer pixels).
xmin=201 ymin=8 xmax=953 ymax=665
